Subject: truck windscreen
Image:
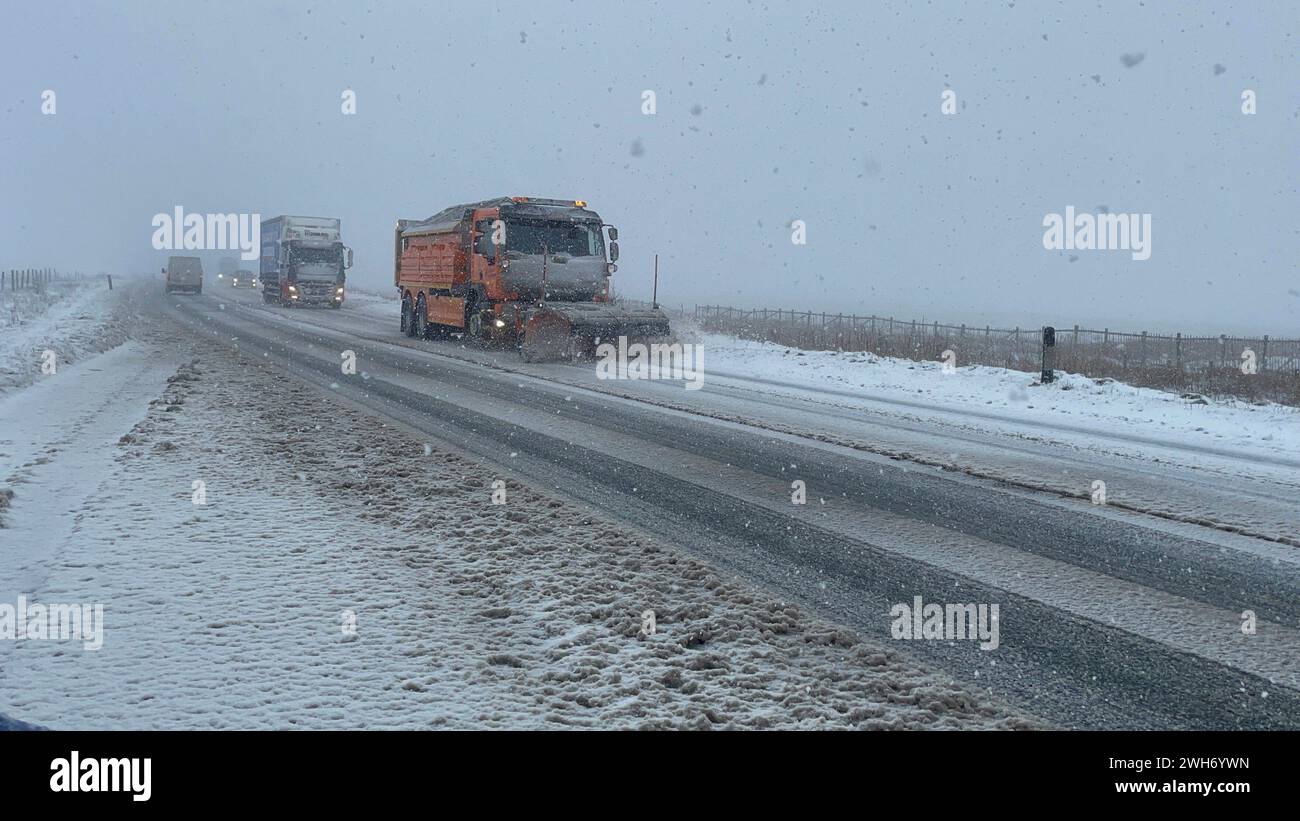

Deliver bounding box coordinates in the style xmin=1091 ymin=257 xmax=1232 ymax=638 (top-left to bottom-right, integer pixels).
xmin=289 ymin=246 xmax=342 ymax=276
xmin=290 ymin=247 xmax=340 ymax=265
xmin=506 ymin=220 xmax=604 ymax=257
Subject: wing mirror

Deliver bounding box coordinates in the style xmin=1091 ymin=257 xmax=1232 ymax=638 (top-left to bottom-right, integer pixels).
xmin=608 ymin=241 xmax=619 ymax=262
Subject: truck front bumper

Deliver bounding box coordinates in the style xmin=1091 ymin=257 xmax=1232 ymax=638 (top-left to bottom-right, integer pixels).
xmin=287 ymin=284 xmax=345 ymax=305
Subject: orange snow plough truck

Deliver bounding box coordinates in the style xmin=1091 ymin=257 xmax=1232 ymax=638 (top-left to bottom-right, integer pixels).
xmin=394 ymin=197 xmax=670 ymax=361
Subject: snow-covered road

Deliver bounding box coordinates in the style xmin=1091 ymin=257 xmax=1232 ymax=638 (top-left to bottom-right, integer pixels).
xmin=0 ymin=286 xmax=1034 ymax=729
xmin=127 ymin=285 xmax=1300 ymax=729
xmin=3 ymin=281 xmax=1297 ymax=729
xmin=251 ymin=288 xmax=1300 ymax=547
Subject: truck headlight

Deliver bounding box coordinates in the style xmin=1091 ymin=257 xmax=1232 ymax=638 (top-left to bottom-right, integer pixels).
xmin=336 ymin=287 xmax=344 ymax=294
xmin=288 ymin=285 xmax=297 ymax=292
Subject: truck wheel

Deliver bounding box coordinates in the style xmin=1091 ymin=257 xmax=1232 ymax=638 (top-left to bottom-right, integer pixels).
xmin=401 ymin=296 xmax=415 ymax=336
xmin=414 ymin=296 xmax=430 ymax=338
xmin=466 ymin=311 xmax=488 ymax=346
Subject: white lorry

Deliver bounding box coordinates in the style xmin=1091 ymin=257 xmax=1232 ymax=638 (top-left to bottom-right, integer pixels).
xmin=260 ymin=215 xmax=353 ymax=307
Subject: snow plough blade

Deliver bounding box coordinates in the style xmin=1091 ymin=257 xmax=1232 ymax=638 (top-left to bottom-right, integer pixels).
xmin=521 ymin=302 xmax=672 ymax=362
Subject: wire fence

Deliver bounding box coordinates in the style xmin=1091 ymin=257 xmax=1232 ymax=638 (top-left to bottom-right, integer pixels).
xmin=0 ymin=268 xmax=74 ymax=291
xmin=694 ymin=305 xmax=1300 ymax=405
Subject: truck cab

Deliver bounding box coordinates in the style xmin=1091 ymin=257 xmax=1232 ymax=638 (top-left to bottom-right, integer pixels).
xmin=217 ymin=256 xmax=238 ymax=284
xmin=260 ymin=216 xmax=353 ymax=307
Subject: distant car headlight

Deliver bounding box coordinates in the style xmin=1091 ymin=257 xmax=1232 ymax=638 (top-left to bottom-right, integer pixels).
xmin=336 ymin=287 xmax=344 ymax=294
xmin=288 ymin=285 xmax=297 ymax=292
xmin=493 ymin=318 xmax=505 ymax=328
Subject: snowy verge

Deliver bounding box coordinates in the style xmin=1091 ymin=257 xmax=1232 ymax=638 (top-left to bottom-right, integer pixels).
xmin=0 ymin=316 xmax=1038 ymax=730
xmin=0 ymin=712 xmax=46 ymax=730
xmin=0 ymin=281 xmax=133 ymax=398
xmin=683 ymin=329 xmax=1300 ymax=462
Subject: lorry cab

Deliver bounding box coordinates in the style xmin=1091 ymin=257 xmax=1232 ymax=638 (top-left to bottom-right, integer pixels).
xmin=217 ymin=256 xmax=237 ymax=284
xmin=260 ymin=216 xmax=352 ymax=307
xmin=475 ymin=201 xmax=612 ymax=303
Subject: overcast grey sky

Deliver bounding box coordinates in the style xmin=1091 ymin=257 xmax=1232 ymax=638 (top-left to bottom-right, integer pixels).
xmin=2 ymin=0 xmax=1296 ymax=334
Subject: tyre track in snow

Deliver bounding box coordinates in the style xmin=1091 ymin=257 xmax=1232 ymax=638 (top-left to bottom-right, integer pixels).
xmin=169 ymin=292 xmax=1300 ymax=729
